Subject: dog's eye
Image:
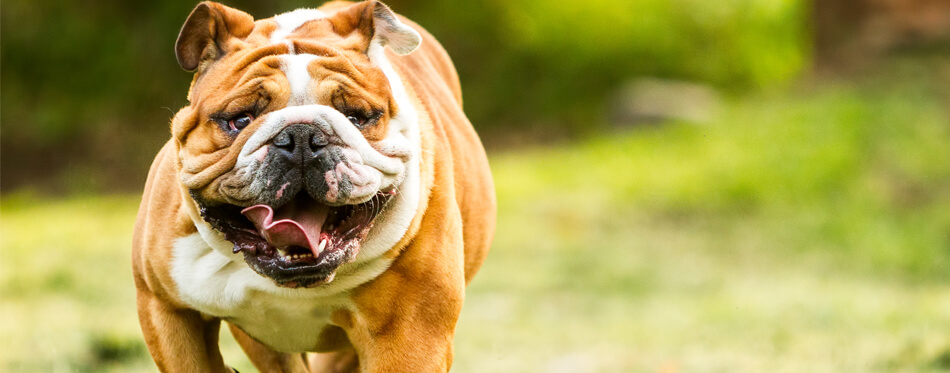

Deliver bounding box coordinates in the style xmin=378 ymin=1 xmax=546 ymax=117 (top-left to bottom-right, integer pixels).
xmin=345 ymin=110 xmax=383 ymax=129
xmin=228 ymin=113 xmax=254 ymax=132
xmin=347 ymin=115 xmax=365 ymax=127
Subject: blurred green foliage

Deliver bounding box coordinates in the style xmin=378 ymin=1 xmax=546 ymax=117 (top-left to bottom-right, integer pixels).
xmin=0 ymin=0 xmax=808 ymax=191
xmin=392 ymin=0 xmax=809 ymax=135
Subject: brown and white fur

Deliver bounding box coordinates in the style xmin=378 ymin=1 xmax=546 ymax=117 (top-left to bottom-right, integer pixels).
xmin=131 ymin=1 xmax=495 ymax=372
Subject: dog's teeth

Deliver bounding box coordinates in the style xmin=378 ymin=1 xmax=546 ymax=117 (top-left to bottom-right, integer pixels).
xmin=318 ymin=239 xmax=327 ymax=253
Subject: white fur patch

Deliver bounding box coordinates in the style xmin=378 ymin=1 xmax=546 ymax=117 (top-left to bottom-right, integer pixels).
xmin=170 ymin=233 xmax=252 ymax=314
xmin=271 ymin=9 xmax=327 ymax=43
xmin=281 ymin=54 xmax=318 ymax=106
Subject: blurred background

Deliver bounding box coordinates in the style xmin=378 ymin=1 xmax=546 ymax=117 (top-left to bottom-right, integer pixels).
xmin=2 ymin=0 xmax=950 ymax=371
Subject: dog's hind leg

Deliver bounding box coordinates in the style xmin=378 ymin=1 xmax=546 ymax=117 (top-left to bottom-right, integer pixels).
xmin=307 ymin=349 xmax=360 ymax=373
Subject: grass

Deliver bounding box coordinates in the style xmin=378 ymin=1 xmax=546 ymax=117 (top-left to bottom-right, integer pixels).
xmin=3 ymin=63 xmax=950 ymax=372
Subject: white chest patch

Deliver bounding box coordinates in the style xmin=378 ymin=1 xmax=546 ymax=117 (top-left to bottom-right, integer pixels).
xmin=171 ymin=232 xmax=393 ymax=352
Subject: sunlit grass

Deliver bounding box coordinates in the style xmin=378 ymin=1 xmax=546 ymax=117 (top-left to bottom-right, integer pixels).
xmin=455 ymin=70 xmax=950 ymax=372
xmin=1 ymin=195 xmax=150 ymax=372
xmin=3 ymin=70 xmax=950 ymax=371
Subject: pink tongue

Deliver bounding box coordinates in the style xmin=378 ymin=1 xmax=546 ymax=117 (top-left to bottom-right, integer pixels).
xmin=241 ymin=201 xmax=330 ymax=256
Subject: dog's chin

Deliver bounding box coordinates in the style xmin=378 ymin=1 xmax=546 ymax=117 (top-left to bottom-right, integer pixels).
xmin=193 ymin=190 xmax=394 ymax=288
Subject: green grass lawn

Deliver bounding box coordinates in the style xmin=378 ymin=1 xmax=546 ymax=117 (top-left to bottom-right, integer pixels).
xmin=3 ymin=64 xmax=950 ymax=372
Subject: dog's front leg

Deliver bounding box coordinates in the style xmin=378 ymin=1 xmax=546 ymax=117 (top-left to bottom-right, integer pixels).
xmin=137 ymin=291 xmax=233 ymax=373
xmin=347 ymin=265 xmax=465 ymax=372
xmin=342 ymin=200 xmax=467 ymax=372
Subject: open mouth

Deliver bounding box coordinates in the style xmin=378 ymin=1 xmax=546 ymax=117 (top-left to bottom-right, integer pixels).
xmin=195 ymin=191 xmax=394 ymax=288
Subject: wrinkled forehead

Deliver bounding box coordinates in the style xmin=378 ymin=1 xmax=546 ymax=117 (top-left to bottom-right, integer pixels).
xmin=250 ymin=8 xmax=369 ymax=53
xmin=192 ymin=8 xmax=388 ymax=104
xmin=246 ymin=9 xmax=369 ymax=54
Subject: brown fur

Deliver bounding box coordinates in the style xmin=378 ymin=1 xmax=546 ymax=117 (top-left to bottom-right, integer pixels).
xmin=132 ymin=1 xmax=495 ymax=372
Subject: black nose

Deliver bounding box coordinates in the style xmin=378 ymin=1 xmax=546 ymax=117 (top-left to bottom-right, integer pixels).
xmin=272 ymin=124 xmax=328 ymax=162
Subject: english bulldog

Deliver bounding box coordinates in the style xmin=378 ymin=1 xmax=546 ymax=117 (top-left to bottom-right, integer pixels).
xmin=131 ymin=1 xmax=495 ymax=372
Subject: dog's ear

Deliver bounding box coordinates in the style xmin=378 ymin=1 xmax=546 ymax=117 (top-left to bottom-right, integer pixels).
xmin=367 ymin=1 xmax=422 ymax=55
xmin=329 ymin=1 xmax=421 ymax=55
xmin=176 ymin=2 xmax=255 ymax=71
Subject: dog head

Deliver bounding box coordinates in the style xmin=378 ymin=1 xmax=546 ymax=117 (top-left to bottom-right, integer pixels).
xmin=170 ymin=1 xmax=422 ymax=288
